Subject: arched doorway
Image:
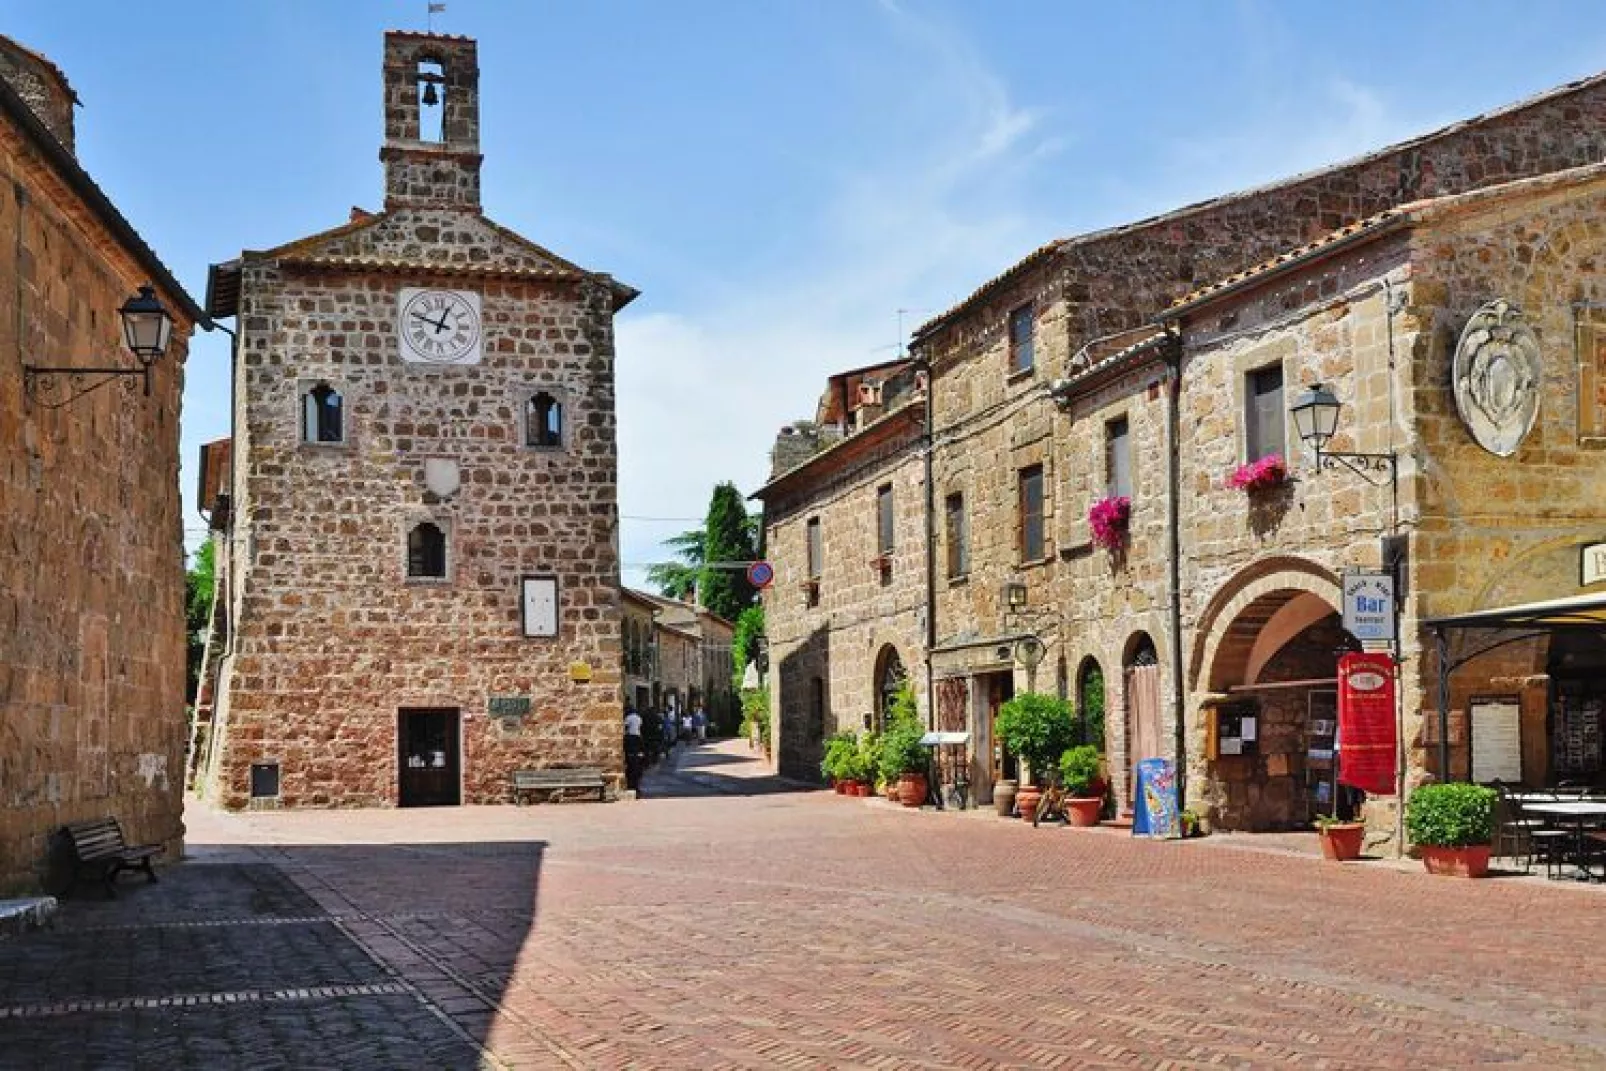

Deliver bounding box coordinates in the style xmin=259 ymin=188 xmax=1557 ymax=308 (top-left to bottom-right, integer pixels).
xmin=1196 ymin=567 xmax=1356 ymax=831
xmin=873 ymin=645 xmax=907 ymax=730
xmin=1122 ymin=635 xmax=1162 ymax=810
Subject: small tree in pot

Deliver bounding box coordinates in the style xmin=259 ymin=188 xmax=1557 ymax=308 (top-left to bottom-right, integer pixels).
xmin=821 ymin=732 xmax=856 ymax=793
xmin=878 ymin=683 xmax=928 ymax=807
xmin=1058 ymin=745 xmax=1104 ymax=827
xmin=995 ymin=693 xmax=1075 ymax=822
xmin=1405 ymin=783 xmax=1497 ymax=877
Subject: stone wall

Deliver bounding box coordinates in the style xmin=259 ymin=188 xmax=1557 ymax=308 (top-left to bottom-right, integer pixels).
xmin=207 ymin=263 xmax=623 ymax=808
xmin=762 ymin=409 xmax=927 ymax=782
xmin=0 ymin=36 xmax=74 ymax=154
xmin=0 ymin=100 xmax=192 ymax=890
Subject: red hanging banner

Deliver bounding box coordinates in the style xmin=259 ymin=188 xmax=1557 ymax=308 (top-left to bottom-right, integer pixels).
xmin=1337 ymin=652 xmax=1397 ymax=796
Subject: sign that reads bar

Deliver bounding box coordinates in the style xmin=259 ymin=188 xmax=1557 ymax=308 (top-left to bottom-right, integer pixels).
xmin=1342 ymin=570 xmax=1395 ymax=642
xmin=1583 ymin=542 xmax=1606 ymax=586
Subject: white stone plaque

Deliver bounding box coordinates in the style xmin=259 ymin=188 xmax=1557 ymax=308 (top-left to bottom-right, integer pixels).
xmin=521 ymin=575 xmax=558 ymax=638
xmin=1452 ymin=299 xmax=1541 ymax=457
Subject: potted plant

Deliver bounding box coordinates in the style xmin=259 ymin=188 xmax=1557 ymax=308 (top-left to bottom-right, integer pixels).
xmin=1314 ymin=813 xmax=1365 ymax=861
xmin=1405 ymin=783 xmax=1497 ymax=877
xmin=1226 ymin=454 xmax=1287 ymax=493
xmin=877 ymin=684 xmax=928 ymax=807
xmin=994 ymin=693 xmax=1076 ymax=822
xmin=1087 ymin=495 xmax=1131 ymax=551
xmin=821 ymin=732 xmax=855 ymax=793
xmin=1058 ymin=745 xmax=1104 ymax=826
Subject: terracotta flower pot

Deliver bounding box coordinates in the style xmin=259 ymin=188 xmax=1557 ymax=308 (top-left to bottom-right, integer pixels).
xmin=1065 ymin=797 xmax=1102 ymax=827
xmin=852 ymin=781 xmax=868 ymax=797
xmin=833 ymin=780 xmax=847 ymax=794
xmin=898 ymin=773 xmax=927 ymax=808
xmin=1420 ymin=844 xmax=1491 ymax=877
xmin=1016 ymin=785 xmax=1042 ymax=822
xmin=1319 ymin=822 xmax=1365 ymax=861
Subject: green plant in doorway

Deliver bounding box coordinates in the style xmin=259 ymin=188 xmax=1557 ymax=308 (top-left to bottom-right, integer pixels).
xmin=995 ymin=693 xmax=1075 ymax=787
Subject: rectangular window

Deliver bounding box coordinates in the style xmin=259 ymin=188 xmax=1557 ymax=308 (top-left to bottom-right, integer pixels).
xmin=1009 ymin=304 xmax=1034 ymax=375
xmin=1246 ymin=364 xmax=1286 ymax=462
xmin=249 ymin=762 xmax=281 ymax=799
xmin=1018 ymin=465 xmax=1045 ymax=563
xmin=945 ymin=493 xmax=968 ymax=579
xmin=1106 ymin=416 xmax=1131 ymax=499
xmin=876 ymin=484 xmax=894 ymax=555
xmin=806 ymin=517 xmax=822 ymax=579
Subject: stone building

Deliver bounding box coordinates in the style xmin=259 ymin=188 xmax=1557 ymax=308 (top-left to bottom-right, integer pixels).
xmin=760 ymin=71 xmax=1606 ymax=821
xmin=0 ymin=35 xmax=202 ymax=890
xmin=198 ymin=31 xmax=635 ymax=809
xmin=754 ymin=361 xmax=929 ymax=781
xmin=620 ymin=588 xmax=736 ymax=726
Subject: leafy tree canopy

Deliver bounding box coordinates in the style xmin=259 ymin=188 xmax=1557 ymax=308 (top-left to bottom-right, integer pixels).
xmin=697 ymin=482 xmax=758 ymax=622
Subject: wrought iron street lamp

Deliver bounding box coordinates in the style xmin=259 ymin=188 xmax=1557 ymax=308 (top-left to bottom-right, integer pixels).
xmin=24 ymin=284 xmax=175 ymax=406
xmin=1290 ymin=382 xmax=1396 ymax=486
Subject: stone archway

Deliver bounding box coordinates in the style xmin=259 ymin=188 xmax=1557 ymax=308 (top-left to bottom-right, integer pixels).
xmin=1191 ymin=562 xmax=1351 ymax=831
xmin=873 ymin=645 xmax=907 ymax=731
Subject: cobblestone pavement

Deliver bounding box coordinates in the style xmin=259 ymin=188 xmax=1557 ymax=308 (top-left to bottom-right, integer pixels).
xmin=3 ymin=739 xmax=1604 ymax=1069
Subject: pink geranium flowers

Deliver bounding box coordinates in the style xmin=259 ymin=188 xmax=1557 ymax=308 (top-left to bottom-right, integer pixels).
xmin=1227 ymin=454 xmax=1287 ymax=493
xmin=1087 ymin=495 xmax=1131 ymax=550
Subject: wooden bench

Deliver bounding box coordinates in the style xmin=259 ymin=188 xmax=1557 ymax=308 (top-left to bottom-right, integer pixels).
xmin=62 ymin=817 xmax=161 ymax=898
xmin=511 ymin=768 xmax=608 ymax=805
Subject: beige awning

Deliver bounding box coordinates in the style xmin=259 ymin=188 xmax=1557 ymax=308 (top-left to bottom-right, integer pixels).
xmin=1426 ymin=592 xmax=1606 ymax=630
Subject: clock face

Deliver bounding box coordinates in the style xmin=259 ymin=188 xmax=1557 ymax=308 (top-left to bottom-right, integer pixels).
xmin=398 ymin=288 xmax=483 ymax=365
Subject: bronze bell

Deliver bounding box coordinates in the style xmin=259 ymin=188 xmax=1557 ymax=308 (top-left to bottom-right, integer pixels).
xmin=421 ymin=80 xmax=439 ymax=106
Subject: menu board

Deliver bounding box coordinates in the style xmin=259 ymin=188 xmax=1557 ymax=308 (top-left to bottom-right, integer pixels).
xmin=1553 ymin=682 xmax=1604 ymax=777
xmin=1305 ymin=690 xmax=1337 ymax=816
xmin=1470 ymin=698 xmax=1521 ymax=784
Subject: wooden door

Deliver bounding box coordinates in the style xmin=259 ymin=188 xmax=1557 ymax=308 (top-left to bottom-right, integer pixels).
xmin=1124 ymin=664 xmax=1163 ymax=808
xmin=986 ymin=673 xmax=1017 ymax=785
xmin=398 ymin=708 xmax=461 ymax=807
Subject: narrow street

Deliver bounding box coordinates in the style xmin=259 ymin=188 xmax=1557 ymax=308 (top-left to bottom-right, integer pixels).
xmin=2 ymin=739 xmax=1603 ymax=1069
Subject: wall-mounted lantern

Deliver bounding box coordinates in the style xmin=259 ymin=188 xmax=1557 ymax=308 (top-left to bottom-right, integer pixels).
xmin=24 ymin=285 xmax=174 ymax=407
xmin=1290 ymin=382 xmax=1396 ymax=487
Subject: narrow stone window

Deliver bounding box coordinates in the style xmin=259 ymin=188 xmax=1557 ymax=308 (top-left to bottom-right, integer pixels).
xmin=876 ymin=484 xmax=894 ymax=556
xmin=1245 ymin=364 xmax=1286 ymax=462
xmin=1008 ymin=303 xmax=1035 ymax=375
xmin=301 ymin=383 xmax=344 ymax=444
xmin=806 ymin=517 xmax=822 ymax=579
xmin=1106 ymin=416 xmax=1131 ymax=499
xmin=945 ymin=492 xmax=968 ymax=579
xmin=417 ymin=60 xmax=445 ymax=143
xmin=1018 ymin=464 xmax=1045 ymax=563
xmin=525 ymin=391 xmax=563 ymax=448
xmin=407 ymin=521 xmax=447 ymax=578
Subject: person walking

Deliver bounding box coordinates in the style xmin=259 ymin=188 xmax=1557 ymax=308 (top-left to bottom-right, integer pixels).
xmin=693 ymin=705 xmax=707 ymax=742
xmin=623 ymin=705 xmax=644 ymax=791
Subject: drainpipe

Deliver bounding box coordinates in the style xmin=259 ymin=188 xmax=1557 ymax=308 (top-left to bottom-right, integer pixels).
xmin=1165 ymin=334 xmax=1187 ymax=804
xmin=921 ymin=367 xmax=937 ymax=732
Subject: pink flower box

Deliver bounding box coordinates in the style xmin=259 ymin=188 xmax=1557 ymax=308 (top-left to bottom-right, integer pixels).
xmin=1087 ymin=495 xmax=1131 ymax=550
xmin=1227 ymin=454 xmax=1287 ymax=493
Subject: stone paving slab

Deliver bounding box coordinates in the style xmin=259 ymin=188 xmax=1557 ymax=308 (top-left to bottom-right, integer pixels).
xmin=3 ymin=738 xmax=1603 ymax=1069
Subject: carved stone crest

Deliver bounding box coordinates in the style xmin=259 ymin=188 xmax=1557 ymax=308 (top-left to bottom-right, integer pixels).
xmin=1452 ymin=299 xmax=1541 ymax=457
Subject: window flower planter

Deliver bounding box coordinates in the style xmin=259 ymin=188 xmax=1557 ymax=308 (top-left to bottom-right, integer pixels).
xmin=1087 ymin=495 xmax=1131 ymax=550
xmin=1227 ymin=454 xmax=1287 ymax=493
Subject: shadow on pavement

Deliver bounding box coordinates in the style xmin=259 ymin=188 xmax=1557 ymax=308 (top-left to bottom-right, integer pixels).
xmin=0 ymin=839 xmax=548 ymax=1070
xmin=639 ymin=741 xmax=823 ymax=799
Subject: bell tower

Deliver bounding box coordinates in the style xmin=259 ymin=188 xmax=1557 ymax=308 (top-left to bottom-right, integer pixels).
xmin=380 ymin=31 xmax=481 ymax=211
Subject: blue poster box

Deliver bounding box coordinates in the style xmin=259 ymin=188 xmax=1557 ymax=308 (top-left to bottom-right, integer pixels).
xmin=1131 ymin=757 xmax=1181 ymax=839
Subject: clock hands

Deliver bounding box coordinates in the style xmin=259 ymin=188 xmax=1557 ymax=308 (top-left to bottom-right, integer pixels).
xmin=410 ymin=309 xmax=452 ymax=334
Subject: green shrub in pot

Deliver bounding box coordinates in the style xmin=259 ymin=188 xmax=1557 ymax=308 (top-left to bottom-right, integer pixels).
xmin=1405 ymin=783 xmax=1496 ymax=847
xmin=1058 ymin=745 xmax=1102 ymax=797
xmin=995 ymin=693 xmax=1075 ymax=787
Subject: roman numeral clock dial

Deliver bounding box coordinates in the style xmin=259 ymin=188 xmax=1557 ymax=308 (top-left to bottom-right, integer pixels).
xmin=397 ymin=288 xmax=483 ymax=365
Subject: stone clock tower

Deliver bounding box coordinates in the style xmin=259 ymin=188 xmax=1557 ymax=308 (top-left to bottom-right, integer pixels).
xmin=200 ymin=30 xmax=636 ymax=809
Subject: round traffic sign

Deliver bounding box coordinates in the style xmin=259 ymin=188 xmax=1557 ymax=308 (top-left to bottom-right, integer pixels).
xmin=746 ymin=560 xmax=775 ymax=589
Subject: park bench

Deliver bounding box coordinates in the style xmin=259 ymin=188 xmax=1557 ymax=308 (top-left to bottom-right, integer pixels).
xmin=511 ymin=768 xmax=608 ymax=805
xmin=62 ymin=817 xmax=161 ymax=898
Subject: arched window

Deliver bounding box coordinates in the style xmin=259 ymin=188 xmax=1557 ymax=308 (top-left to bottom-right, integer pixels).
xmin=1076 ymin=657 xmax=1106 ymax=752
xmin=407 ymin=522 xmax=447 ymax=578
xmin=526 ymin=391 xmax=563 ymax=448
xmin=302 ymin=382 xmax=344 ymax=444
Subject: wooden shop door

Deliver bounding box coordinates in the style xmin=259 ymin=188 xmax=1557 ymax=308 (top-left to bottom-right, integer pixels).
xmin=1124 ymin=663 xmax=1163 ymax=809
xmin=398 ymin=707 xmax=461 ymax=807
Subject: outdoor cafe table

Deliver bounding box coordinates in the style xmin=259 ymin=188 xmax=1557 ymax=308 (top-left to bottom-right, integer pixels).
xmin=1522 ymin=800 xmax=1606 ymax=880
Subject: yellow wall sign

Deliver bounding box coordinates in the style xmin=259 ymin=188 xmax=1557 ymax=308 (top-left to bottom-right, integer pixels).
xmin=569 ymin=661 xmax=593 ymax=682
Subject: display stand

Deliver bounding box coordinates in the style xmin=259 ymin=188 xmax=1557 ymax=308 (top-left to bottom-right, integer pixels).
xmin=919 ymin=731 xmax=971 ymax=809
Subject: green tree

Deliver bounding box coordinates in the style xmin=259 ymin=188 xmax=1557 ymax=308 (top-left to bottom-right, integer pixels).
xmin=697 ymin=482 xmax=758 ymax=622
xmin=645 ymin=527 xmax=703 ymax=600
xmin=185 ymin=540 xmax=216 ymax=703
xmin=730 ymin=604 xmax=766 ymax=688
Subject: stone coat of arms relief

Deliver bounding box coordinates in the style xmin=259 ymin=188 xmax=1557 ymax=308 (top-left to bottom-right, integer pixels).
xmin=1452 ymin=299 xmax=1542 ymax=457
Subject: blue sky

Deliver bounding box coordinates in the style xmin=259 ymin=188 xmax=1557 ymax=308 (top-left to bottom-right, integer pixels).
xmin=10 ymin=1 xmax=1606 ymax=587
